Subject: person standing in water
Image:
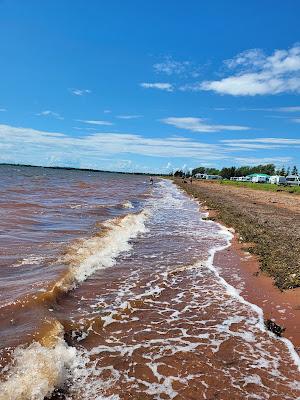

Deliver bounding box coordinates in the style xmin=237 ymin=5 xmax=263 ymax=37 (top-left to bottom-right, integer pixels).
xmin=149 ymin=176 xmax=153 ymax=185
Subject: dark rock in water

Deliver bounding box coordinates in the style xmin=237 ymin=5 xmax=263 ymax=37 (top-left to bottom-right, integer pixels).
xmin=64 ymin=329 xmax=84 ymax=346
xmin=265 ymin=319 xmax=286 ymax=337
xmin=46 ymin=388 xmax=67 ymax=399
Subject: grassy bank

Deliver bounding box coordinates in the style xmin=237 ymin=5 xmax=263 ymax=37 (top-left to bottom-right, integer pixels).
xmin=176 ymin=179 xmax=300 ymax=291
xmin=219 ymin=180 xmax=300 ymax=194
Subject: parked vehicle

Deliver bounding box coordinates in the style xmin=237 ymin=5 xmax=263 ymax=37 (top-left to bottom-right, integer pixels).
xmin=285 ymin=175 xmax=300 ymax=186
xmin=240 ymin=176 xmax=251 ymax=182
xmin=251 ymin=175 xmax=269 ymax=183
xmin=205 ymin=174 xmax=222 ymax=180
xmin=269 ymin=175 xmax=286 ymax=185
xmin=195 ymin=173 xmax=206 ymax=179
xmin=195 ymin=174 xmax=222 ymax=180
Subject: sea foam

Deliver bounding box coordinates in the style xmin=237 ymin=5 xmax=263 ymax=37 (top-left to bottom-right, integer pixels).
xmin=0 ymin=322 xmax=78 ymax=400
xmin=57 ymin=210 xmax=149 ymax=290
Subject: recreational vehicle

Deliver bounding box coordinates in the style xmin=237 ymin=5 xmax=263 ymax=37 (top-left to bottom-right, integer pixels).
xmin=269 ymin=175 xmax=286 ymax=185
xmin=195 ymin=174 xmax=222 ymax=180
xmin=205 ymin=174 xmax=222 ymax=180
xmin=250 ymin=174 xmax=270 ymax=183
xmin=285 ymin=175 xmax=300 ymax=186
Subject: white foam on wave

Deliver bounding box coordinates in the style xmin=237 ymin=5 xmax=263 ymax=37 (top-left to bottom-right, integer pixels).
xmin=59 ymin=210 xmax=149 ymax=289
xmin=122 ymin=201 xmax=134 ymax=209
xmin=0 ymin=209 xmax=150 ymax=400
xmin=12 ymin=256 xmax=45 ymax=268
xmin=0 ymin=322 xmax=79 ymax=400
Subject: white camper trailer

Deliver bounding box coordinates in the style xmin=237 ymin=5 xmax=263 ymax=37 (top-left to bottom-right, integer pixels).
xmin=286 ymin=175 xmax=300 ymax=186
xmin=205 ymin=174 xmax=222 ymax=180
xmin=195 ymin=173 xmax=206 ymax=179
xmin=251 ymin=175 xmax=269 ymax=183
xmin=269 ymin=175 xmax=286 ymax=185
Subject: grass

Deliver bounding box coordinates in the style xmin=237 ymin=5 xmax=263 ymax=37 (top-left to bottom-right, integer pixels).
xmin=218 ymin=180 xmax=300 ymax=194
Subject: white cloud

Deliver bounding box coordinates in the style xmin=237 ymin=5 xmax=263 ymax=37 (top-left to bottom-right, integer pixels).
xmin=222 ymin=137 xmax=300 ymax=150
xmin=0 ymin=108 xmax=6 ymax=112
xmin=153 ymin=57 xmax=191 ymax=75
xmin=239 ymin=106 xmax=300 ymax=113
xmin=103 ymin=110 xmax=111 ymax=114
xmin=140 ymin=82 xmax=174 ymax=91
xmin=77 ymin=119 xmax=113 ymax=126
xmin=1 ymin=124 xmax=297 ymax=171
xmin=116 ymin=115 xmax=142 ymax=119
xmin=0 ymin=124 xmax=229 ymax=166
xmin=162 ymin=117 xmax=250 ymax=133
xmin=291 ymin=118 xmax=300 ymax=123
xmin=36 ymin=110 xmax=64 ymax=120
xmin=198 ymin=45 xmax=300 ymax=95
xmin=234 ymin=157 xmax=293 ymax=165
xmin=222 ymin=137 xmax=300 ymax=145
xmin=69 ymin=88 xmax=91 ymax=96
xmin=276 ymin=106 xmax=300 ymax=112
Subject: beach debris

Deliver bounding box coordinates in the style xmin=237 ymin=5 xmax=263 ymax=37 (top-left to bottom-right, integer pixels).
xmin=264 ymin=319 xmax=286 ymax=337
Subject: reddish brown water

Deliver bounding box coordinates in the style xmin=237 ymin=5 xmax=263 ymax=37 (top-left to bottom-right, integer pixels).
xmin=0 ymin=166 xmax=299 ymax=400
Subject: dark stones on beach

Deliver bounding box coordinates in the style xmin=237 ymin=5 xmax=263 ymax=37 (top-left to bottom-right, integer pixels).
xmin=264 ymin=319 xmax=286 ymax=337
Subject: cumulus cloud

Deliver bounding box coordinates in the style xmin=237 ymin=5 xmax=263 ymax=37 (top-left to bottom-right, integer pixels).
xmin=140 ymin=82 xmax=174 ymax=91
xmin=69 ymin=88 xmax=91 ymax=96
xmin=162 ymin=117 xmax=250 ymax=133
xmin=77 ymin=119 xmax=113 ymax=126
xmin=197 ymin=45 xmax=300 ymax=95
xmin=36 ymin=110 xmax=64 ymax=120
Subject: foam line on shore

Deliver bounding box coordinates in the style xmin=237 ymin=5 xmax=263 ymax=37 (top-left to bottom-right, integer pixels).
xmin=201 ymin=216 xmax=300 ymax=372
xmin=174 ymin=179 xmax=300 ymax=370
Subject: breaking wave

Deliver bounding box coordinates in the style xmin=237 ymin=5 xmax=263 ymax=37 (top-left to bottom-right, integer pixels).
xmin=0 ymin=321 xmax=78 ymax=400
xmin=55 ymin=210 xmax=149 ymax=291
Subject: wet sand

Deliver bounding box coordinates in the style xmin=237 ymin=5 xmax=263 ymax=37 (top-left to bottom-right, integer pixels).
xmin=177 ymin=179 xmax=300 ymax=351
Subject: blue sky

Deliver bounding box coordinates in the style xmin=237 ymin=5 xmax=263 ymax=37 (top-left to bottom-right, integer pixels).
xmin=0 ymin=0 xmax=300 ymax=173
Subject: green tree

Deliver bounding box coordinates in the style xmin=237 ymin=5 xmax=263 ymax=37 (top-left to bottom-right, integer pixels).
xmin=280 ymin=167 xmax=286 ymax=176
xmin=292 ymin=165 xmax=299 ymax=175
xmin=206 ymin=168 xmax=221 ymax=175
xmin=192 ymin=166 xmax=206 ymax=175
xmin=174 ymin=170 xmax=183 ymax=177
xmin=220 ymin=166 xmax=236 ymax=179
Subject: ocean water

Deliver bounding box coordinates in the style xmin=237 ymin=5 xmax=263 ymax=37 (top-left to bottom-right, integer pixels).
xmin=0 ymin=165 xmax=299 ymax=400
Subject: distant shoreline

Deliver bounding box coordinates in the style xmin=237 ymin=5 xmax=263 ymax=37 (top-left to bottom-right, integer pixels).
xmin=0 ymin=163 xmax=165 ymax=176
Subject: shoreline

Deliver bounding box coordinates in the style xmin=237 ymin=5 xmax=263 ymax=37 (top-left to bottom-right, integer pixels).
xmin=175 ymin=179 xmax=300 ymax=351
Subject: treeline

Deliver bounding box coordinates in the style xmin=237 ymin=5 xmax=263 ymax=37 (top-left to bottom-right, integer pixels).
xmin=174 ymin=164 xmax=299 ymax=179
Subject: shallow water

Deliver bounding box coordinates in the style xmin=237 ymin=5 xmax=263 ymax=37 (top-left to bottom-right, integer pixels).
xmin=0 ymin=166 xmax=299 ymax=400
